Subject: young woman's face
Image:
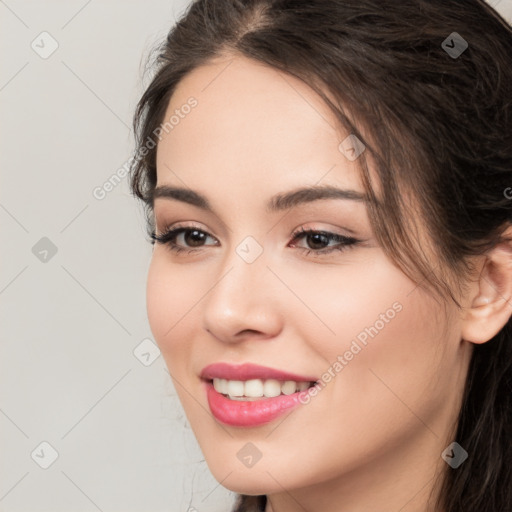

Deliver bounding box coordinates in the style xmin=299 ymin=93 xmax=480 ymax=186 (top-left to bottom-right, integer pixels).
xmin=147 ymin=55 xmax=471 ymax=503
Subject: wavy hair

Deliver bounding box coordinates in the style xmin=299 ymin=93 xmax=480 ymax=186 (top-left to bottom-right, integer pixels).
xmin=129 ymin=1 xmax=512 ymax=510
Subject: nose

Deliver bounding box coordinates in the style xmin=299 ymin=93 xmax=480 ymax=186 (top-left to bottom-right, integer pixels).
xmin=201 ymin=240 xmax=283 ymax=344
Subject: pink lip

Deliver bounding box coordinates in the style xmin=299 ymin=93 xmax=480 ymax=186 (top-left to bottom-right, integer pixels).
xmin=203 ymin=380 xmax=312 ymax=427
xmin=199 ymin=362 xmax=318 ymax=427
xmin=200 ymin=362 xmax=318 ymax=383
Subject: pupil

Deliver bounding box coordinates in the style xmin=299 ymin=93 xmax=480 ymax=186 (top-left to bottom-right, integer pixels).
xmin=308 ymin=233 xmax=327 ymax=249
xmin=185 ymin=230 xmax=205 ymax=247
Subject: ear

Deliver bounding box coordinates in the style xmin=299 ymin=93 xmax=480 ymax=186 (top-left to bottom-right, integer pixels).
xmin=461 ymin=224 xmax=512 ymax=344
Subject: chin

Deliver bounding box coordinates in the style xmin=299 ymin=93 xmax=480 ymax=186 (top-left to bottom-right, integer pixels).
xmin=221 ymin=480 xmax=273 ymax=496
xmin=205 ymin=461 xmax=277 ymax=495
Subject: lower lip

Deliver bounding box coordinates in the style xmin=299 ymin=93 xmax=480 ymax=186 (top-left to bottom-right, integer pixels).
xmin=204 ymin=381 xmax=311 ymax=427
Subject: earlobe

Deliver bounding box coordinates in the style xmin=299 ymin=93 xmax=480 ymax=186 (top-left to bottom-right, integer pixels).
xmin=461 ymin=227 xmax=512 ymax=344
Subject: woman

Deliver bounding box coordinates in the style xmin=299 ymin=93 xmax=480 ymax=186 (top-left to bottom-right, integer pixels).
xmin=129 ymin=1 xmax=512 ymax=511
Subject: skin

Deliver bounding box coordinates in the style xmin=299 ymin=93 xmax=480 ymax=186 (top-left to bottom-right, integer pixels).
xmin=146 ymin=53 xmax=512 ymax=512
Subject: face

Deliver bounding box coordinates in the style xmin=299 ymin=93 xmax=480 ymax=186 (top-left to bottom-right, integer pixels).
xmin=146 ymin=54 xmax=470 ymax=498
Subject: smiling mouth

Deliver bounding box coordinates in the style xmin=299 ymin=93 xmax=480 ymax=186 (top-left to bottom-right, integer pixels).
xmin=207 ymin=377 xmax=318 ymax=400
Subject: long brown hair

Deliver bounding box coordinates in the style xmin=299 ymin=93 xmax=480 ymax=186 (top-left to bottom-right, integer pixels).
xmin=129 ymin=1 xmax=512 ymax=510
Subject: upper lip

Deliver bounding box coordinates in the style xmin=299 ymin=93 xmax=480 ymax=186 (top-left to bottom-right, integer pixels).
xmin=200 ymin=362 xmax=318 ymax=383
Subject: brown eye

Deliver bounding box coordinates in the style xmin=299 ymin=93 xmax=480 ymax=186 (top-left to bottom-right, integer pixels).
xmin=303 ymin=232 xmax=331 ymax=250
xmin=289 ymin=227 xmax=360 ymax=256
xmin=183 ymin=229 xmax=208 ymax=247
xmin=151 ymin=226 xmax=218 ymax=253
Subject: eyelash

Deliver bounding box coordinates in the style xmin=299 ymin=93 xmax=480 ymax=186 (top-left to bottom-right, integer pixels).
xmin=150 ymin=224 xmax=361 ymax=258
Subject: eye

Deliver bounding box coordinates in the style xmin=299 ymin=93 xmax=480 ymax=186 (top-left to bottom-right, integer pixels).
xmin=150 ymin=224 xmax=218 ymax=254
xmin=288 ymin=226 xmax=360 ymax=256
xmin=150 ymin=224 xmax=361 ymax=257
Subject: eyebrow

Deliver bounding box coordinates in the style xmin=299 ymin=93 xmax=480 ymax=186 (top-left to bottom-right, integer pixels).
xmin=151 ymin=184 xmax=367 ymax=214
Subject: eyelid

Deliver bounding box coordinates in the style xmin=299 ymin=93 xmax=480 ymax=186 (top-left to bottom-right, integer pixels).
xmin=155 ymin=220 xmax=354 ymax=238
xmin=153 ymin=208 xmax=231 ymax=238
xmin=155 ymin=220 xmax=215 ymax=237
xmin=291 ymin=223 xmax=355 ymax=237
xmin=151 ymin=222 xmax=219 ymax=249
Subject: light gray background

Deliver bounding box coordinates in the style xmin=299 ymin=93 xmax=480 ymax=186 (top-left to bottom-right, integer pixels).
xmin=1 ymin=1 xmax=511 ymax=511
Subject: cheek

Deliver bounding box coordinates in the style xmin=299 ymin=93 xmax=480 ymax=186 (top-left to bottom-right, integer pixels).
xmin=276 ymin=253 xmax=414 ymax=355
xmin=146 ymin=253 xmax=199 ymax=362
xmin=146 ymin=255 xmax=171 ymax=342
xmin=288 ymin=255 xmax=450 ymax=418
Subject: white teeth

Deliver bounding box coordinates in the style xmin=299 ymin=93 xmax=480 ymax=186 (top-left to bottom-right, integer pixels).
xmin=245 ymin=379 xmax=264 ymax=397
xmin=227 ymin=380 xmax=245 ymax=397
xmin=213 ymin=378 xmax=229 ymax=394
xmin=212 ymin=378 xmax=314 ymax=399
xmin=263 ymin=379 xmax=281 ymax=397
xmin=281 ymin=381 xmax=298 ymax=395
xmin=219 ymin=378 xmax=228 ymax=394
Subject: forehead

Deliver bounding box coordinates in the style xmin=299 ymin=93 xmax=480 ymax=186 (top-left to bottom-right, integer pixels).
xmin=155 ymin=54 xmax=367 ymax=198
